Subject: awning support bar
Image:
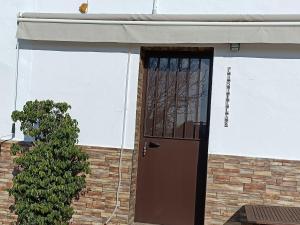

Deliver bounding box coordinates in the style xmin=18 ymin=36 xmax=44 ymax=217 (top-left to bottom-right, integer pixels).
xmin=17 ymin=17 xmax=300 ymax=26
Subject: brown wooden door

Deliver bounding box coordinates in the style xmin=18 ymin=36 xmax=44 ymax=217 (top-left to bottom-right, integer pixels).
xmin=135 ymin=49 xmax=213 ymax=225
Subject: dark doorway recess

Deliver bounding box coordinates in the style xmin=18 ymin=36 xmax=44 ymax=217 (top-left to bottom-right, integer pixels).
xmin=135 ymin=48 xmax=214 ymax=225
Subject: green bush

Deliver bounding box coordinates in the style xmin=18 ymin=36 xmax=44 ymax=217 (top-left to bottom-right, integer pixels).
xmin=8 ymin=100 xmax=90 ymax=225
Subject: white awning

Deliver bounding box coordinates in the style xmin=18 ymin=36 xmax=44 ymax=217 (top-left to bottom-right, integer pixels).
xmin=17 ymin=13 xmax=300 ymax=44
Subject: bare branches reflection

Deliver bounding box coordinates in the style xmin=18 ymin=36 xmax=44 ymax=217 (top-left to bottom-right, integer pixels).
xmin=144 ymin=56 xmax=211 ymax=140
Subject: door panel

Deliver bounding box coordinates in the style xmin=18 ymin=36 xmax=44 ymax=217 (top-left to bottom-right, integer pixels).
xmin=136 ymin=138 xmax=199 ymax=225
xmin=135 ymin=50 xmax=213 ymax=225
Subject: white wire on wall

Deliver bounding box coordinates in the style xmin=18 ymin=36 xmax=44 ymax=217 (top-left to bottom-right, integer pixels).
xmin=152 ymin=0 xmax=158 ymax=14
xmin=104 ymin=48 xmax=131 ymax=225
xmin=0 ymin=134 xmax=13 ymax=140
xmin=14 ymin=40 xmax=20 ymax=112
xmin=0 ymin=40 xmax=19 ymax=141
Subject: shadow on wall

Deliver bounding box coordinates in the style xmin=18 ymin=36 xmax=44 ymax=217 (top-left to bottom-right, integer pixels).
xmin=224 ymin=206 xmax=248 ymax=225
xmin=215 ymin=43 xmax=300 ymax=59
xmin=18 ymin=40 xmax=140 ymax=54
xmin=19 ymin=40 xmax=300 ymax=59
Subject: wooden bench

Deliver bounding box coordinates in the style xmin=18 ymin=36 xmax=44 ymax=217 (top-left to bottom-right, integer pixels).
xmin=244 ymin=205 xmax=300 ymax=225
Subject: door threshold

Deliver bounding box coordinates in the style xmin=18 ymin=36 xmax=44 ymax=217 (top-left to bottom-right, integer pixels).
xmin=134 ymin=223 xmax=161 ymax=225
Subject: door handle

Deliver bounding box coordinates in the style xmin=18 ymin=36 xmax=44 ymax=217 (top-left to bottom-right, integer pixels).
xmin=148 ymin=141 xmax=160 ymax=148
xmin=143 ymin=141 xmax=160 ymax=157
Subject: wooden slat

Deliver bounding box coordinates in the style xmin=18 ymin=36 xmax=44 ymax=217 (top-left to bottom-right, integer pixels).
xmin=245 ymin=205 xmax=300 ymax=225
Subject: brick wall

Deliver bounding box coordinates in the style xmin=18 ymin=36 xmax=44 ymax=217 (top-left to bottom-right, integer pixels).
xmin=2 ymin=141 xmax=300 ymax=225
xmin=71 ymin=146 xmax=133 ymax=225
xmin=0 ymin=143 xmax=16 ymax=225
xmin=0 ymin=143 xmax=134 ymax=225
xmin=205 ymin=154 xmax=300 ymax=225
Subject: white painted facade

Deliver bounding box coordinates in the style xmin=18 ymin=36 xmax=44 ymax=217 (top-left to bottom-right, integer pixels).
xmin=2 ymin=1 xmax=300 ymax=160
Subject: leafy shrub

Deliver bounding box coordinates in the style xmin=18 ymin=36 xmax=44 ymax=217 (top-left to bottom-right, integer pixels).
xmin=8 ymin=100 xmax=90 ymax=225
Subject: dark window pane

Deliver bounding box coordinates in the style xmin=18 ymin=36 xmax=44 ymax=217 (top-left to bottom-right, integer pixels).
xmin=164 ymin=58 xmax=177 ymax=137
xmin=144 ymin=57 xmax=159 ymax=136
xmin=153 ymin=58 xmax=168 ymax=137
xmin=175 ymin=58 xmax=189 ymax=138
xmin=199 ymin=58 xmax=210 ymax=123
xmin=185 ymin=58 xmax=200 ymax=139
xmin=197 ymin=58 xmax=210 ymax=139
xmin=144 ymin=54 xmax=211 ymax=140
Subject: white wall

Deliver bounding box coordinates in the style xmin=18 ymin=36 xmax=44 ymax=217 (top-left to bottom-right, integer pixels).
xmin=210 ymin=44 xmax=300 ymax=160
xmin=158 ymin=0 xmax=300 ymax=14
xmin=0 ymin=1 xmax=35 ymax=139
xmin=13 ymin=43 xmax=300 ymax=160
xmin=16 ymin=42 xmax=140 ymax=149
xmin=27 ymin=0 xmax=300 ymax=14
xmin=3 ymin=1 xmax=300 ymax=159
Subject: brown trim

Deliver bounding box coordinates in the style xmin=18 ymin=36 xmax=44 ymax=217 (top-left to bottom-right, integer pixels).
xmin=128 ymin=49 xmax=147 ymax=225
xmin=141 ymin=47 xmax=214 ymax=56
xmin=130 ymin=47 xmax=214 ymax=225
xmin=195 ymin=49 xmax=214 ymax=225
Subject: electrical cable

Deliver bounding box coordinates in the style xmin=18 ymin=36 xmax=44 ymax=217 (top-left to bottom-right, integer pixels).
xmin=104 ymin=48 xmax=131 ymax=225
xmin=152 ymin=0 xmax=158 ymax=14
xmin=14 ymin=40 xmax=20 ymax=112
xmin=0 ymin=40 xmax=18 ymax=145
xmin=0 ymin=124 xmax=16 ymax=148
xmin=0 ymin=134 xmax=13 ymax=140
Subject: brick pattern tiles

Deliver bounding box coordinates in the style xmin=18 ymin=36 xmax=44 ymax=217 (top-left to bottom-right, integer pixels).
xmin=0 ymin=143 xmax=133 ymax=225
xmin=2 ymin=140 xmax=300 ymax=225
xmin=71 ymin=146 xmax=133 ymax=225
xmin=0 ymin=143 xmax=17 ymax=225
xmin=205 ymin=154 xmax=300 ymax=225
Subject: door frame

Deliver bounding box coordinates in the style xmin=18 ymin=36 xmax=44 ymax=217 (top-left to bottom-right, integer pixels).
xmin=130 ymin=47 xmax=214 ymax=225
